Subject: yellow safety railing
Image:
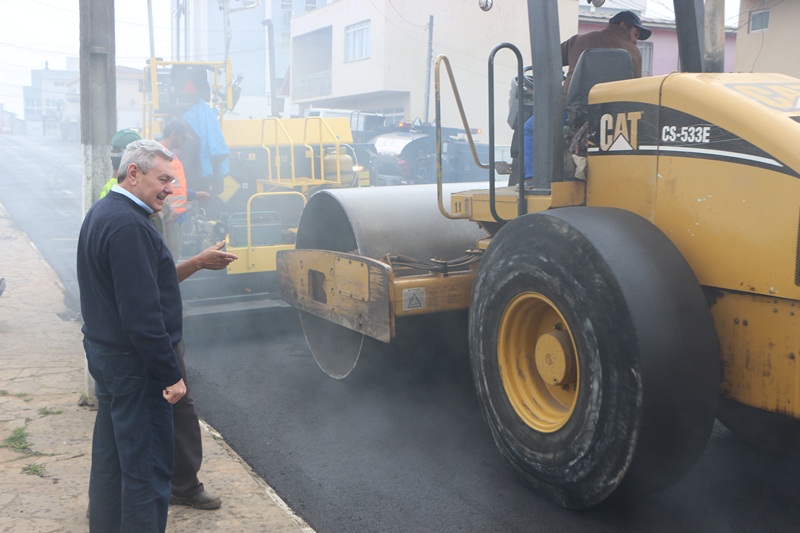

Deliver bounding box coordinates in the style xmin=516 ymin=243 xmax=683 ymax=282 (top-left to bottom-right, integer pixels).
xmin=303 ymin=117 xmax=345 ymax=186
xmin=261 ymin=118 xmax=296 ymax=186
xmin=238 ymin=191 xmax=306 ymax=269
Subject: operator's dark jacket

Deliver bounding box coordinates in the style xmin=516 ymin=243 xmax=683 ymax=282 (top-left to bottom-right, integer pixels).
xmin=77 ymin=190 xmax=183 ymax=387
xmin=561 ymin=23 xmax=643 ymax=101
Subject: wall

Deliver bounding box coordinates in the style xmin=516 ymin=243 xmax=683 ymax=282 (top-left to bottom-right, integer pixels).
xmin=734 ymin=0 xmax=800 ymax=77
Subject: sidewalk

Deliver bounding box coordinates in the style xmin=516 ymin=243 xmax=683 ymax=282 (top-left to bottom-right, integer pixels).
xmin=0 ymin=203 xmax=313 ymax=533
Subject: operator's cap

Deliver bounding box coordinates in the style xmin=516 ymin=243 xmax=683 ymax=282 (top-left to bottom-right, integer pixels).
xmin=609 ymin=10 xmax=652 ymax=40
xmin=111 ymin=129 xmax=142 ymax=152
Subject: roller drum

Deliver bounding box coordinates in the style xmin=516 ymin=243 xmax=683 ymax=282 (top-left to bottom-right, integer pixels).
xmin=296 ymin=183 xmax=487 ymax=378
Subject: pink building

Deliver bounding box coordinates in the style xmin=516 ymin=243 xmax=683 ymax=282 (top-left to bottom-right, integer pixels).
xmin=578 ymin=15 xmax=736 ymax=76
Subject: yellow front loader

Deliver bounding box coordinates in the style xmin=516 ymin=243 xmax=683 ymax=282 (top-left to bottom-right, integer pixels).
xmin=141 ymin=57 xmax=363 ymax=314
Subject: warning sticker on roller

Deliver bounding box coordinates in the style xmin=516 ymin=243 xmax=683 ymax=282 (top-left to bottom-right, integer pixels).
xmin=402 ymin=287 xmax=426 ymax=311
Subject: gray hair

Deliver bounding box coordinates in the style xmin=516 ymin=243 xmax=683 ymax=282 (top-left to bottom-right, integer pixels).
xmin=117 ymin=139 xmax=173 ymax=182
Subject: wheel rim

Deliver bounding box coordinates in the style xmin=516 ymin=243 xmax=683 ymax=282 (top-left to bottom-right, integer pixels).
xmin=497 ymin=292 xmax=579 ymax=433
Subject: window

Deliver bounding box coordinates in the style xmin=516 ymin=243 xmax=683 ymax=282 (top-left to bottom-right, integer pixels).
xmin=281 ymin=0 xmax=292 ymax=11
xmin=749 ymin=9 xmax=769 ymax=32
xmin=380 ymin=107 xmax=405 ymax=125
xmin=305 ymin=0 xmax=317 ymax=11
xmin=345 ymin=20 xmax=370 ymax=62
xmin=637 ymin=42 xmax=653 ymax=77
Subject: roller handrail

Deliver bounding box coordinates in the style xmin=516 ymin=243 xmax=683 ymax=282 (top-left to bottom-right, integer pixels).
xmin=488 ymin=42 xmax=526 ymax=221
xmin=433 ymin=55 xmax=479 ymax=220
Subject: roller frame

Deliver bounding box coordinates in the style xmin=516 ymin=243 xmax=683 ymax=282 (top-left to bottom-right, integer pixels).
xmin=277 ymin=249 xmax=476 ymax=343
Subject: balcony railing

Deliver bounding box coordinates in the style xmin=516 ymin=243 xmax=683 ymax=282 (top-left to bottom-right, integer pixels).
xmin=293 ymin=70 xmax=331 ymax=100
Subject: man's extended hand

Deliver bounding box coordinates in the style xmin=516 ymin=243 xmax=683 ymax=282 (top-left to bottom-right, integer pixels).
xmin=175 ymin=241 xmax=239 ymax=282
xmin=195 ymin=241 xmax=238 ymax=270
xmin=163 ymin=378 xmax=187 ymax=404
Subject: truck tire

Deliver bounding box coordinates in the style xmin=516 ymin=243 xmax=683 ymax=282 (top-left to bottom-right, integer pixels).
xmin=469 ymin=207 xmax=720 ymax=509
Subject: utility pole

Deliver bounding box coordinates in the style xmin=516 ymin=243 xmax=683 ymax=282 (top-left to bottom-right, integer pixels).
xmin=79 ymin=0 xmax=117 ymax=402
xmin=80 ymin=0 xmax=116 ymax=211
xmin=423 ymin=15 xmax=433 ymax=124
xmin=704 ymin=0 xmax=725 ymax=73
xmin=147 ymin=0 xmax=156 ymax=59
xmin=265 ymin=19 xmax=284 ymax=116
xmin=175 ymin=0 xmax=182 ymax=60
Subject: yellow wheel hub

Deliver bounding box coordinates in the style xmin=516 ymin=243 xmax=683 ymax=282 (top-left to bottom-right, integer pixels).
xmin=497 ymin=292 xmax=579 ymax=433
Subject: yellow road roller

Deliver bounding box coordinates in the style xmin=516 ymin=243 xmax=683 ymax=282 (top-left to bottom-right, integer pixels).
xmin=278 ymin=0 xmax=800 ymax=509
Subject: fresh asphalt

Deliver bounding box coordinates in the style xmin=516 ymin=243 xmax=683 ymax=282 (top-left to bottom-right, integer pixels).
xmin=3 ymin=134 xmax=800 ymax=532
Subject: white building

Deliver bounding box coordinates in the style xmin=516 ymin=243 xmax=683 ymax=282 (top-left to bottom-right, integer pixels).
xmin=290 ymin=0 xmax=579 ymax=144
xmin=23 ymin=59 xmax=79 ymax=138
xmin=173 ymin=0 xmax=328 ymax=118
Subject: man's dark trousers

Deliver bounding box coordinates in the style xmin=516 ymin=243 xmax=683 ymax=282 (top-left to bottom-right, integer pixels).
xmin=85 ymin=338 xmax=173 ymax=533
xmin=171 ymin=340 xmax=204 ymax=497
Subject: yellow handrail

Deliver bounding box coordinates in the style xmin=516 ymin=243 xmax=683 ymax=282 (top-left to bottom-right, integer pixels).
xmin=261 ymin=118 xmax=296 ymax=186
xmin=434 ymin=55 xmax=481 ymax=220
xmin=303 ymin=117 xmax=343 ymax=185
xmin=241 ymin=191 xmax=307 ymax=268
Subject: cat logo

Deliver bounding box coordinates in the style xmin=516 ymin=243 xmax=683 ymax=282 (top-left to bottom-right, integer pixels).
xmin=599 ymin=111 xmax=643 ymax=152
xmin=726 ymin=82 xmax=800 ymax=112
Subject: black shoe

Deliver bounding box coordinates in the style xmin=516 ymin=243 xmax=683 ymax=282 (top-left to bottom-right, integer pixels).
xmin=170 ymin=489 xmax=222 ymax=510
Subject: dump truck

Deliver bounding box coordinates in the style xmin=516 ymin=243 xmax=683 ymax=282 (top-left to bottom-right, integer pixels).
xmin=277 ymin=0 xmax=800 ymax=509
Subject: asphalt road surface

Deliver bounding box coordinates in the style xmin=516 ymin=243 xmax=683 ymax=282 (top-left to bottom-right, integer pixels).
xmin=3 ymin=134 xmax=800 ymax=532
xmin=0 ymin=135 xmax=83 ymax=316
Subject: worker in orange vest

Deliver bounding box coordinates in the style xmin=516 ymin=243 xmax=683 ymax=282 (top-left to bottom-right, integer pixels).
xmin=159 ymin=119 xmax=209 ymax=260
xmin=159 ymin=118 xmax=221 ymax=511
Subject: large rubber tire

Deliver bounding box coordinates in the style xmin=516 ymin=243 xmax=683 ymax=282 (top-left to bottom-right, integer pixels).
xmin=717 ymin=398 xmax=800 ymax=456
xmin=469 ymin=207 xmax=720 ymax=509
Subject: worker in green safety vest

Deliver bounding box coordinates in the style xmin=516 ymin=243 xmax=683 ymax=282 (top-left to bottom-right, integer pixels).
xmin=100 ymin=129 xmax=142 ymax=199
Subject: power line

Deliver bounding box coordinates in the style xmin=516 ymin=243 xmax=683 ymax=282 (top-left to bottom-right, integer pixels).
xmin=24 ymin=0 xmax=77 ymax=15
xmin=0 ymin=42 xmax=77 ymax=56
xmin=365 ymin=0 xmax=427 ymax=42
xmin=386 ymin=0 xmax=427 ymax=28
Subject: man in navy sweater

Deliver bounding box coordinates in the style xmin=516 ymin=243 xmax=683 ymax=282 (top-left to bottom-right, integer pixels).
xmin=78 ymin=139 xmax=187 ymax=532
